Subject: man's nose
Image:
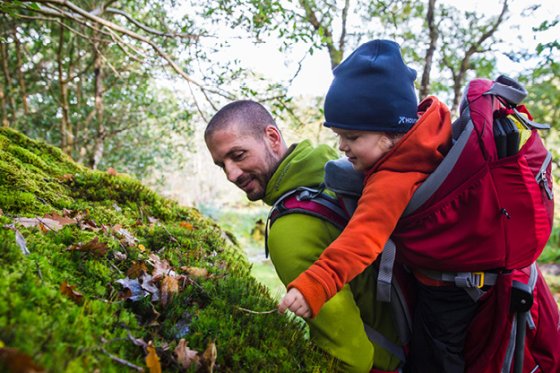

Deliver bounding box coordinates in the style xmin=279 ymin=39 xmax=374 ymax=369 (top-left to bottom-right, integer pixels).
xmin=224 ymin=161 xmax=242 ymax=183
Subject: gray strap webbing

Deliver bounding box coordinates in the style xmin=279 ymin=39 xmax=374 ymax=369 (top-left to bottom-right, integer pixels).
xmin=503 ymin=317 xmax=517 ymax=373
xmin=502 ymin=263 xmax=538 ymax=372
xmin=484 ymin=77 xmax=527 ymax=106
xmin=377 ymin=239 xmax=396 ymax=303
xmin=363 ymin=323 xmax=406 ymax=363
xmin=418 ymin=270 xmax=499 ymax=302
xmin=391 ymin=279 xmax=413 ymax=345
xmin=402 ymin=116 xmax=474 ymax=217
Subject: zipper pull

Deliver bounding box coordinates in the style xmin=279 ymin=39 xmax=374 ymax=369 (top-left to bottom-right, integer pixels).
xmin=501 ymin=208 xmax=511 ymax=219
xmin=540 ymin=171 xmax=553 ymax=200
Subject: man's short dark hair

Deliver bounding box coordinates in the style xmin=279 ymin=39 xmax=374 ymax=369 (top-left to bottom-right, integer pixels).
xmin=205 ymin=100 xmax=278 ymax=141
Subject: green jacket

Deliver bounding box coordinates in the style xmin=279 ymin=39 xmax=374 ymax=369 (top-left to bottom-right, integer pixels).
xmin=264 ymin=140 xmax=400 ymax=372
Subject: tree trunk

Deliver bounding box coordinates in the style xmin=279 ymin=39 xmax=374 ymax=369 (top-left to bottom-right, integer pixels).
xmin=12 ymin=25 xmax=29 ymax=115
xmin=0 ymin=41 xmax=17 ymax=124
xmin=449 ymin=0 xmax=509 ymax=113
xmin=419 ymin=0 xmax=438 ymax=100
xmin=299 ymin=0 xmax=343 ymax=69
xmin=90 ymin=27 xmax=105 ymax=169
xmin=57 ymin=22 xmax=73 ymax=155
xmin=0 ymin=81 xmax=8 ymax=127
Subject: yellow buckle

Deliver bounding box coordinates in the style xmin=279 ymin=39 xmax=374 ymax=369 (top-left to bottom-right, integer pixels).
xmin=473 ymin=272 xmax=485 ymax=288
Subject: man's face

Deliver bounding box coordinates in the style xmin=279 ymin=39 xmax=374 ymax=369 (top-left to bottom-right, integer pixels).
xmin=206 ymin=125 xmax=281 ymax=201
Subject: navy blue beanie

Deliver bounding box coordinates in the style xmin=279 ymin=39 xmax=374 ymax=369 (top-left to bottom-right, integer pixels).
xmin=324 ymin=40 xmax=418 ymax=132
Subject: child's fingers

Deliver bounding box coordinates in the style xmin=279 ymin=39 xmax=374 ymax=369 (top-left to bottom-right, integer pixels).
xmin=278 ymin=290 xmax=298 ymax=314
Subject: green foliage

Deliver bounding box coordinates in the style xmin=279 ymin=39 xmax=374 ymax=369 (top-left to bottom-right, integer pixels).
xmin=0 ymin=128 xmax=331 ymax=371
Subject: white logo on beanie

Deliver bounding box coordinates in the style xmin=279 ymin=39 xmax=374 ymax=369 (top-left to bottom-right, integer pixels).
xmin=398 ymin=116 xmax=417 ymax=125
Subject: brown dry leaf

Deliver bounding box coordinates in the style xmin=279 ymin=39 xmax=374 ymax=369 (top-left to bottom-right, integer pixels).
xmin=148 ymin=254 xmax=176 ymax=281
xmin=0 ymin=347 xmax=46 ymax=373
xmin=201 ymin=341 xmax=217 ymax=373
xmin=59 ymin=173 xmax=74 ymax=182
xmin=127 ymin=262 xmax=148 ymax=279
xmin=161 ymin=275 xmax=179 ymax=306
xmin=14 ymin=217 xmax=62 ymax=231
xmin=78 ymin=219 xmax=100 ymax=232
xmin=174 ymin=339 xmax=200 ymax=370
xmin=66 ymin=237 xmax=108 ymax=257
xmin=179 ymin=221 xmax=194 ymax=230
xmin=43 ymin=212 xmax=77 ymax=226
xmin=145 ymin=341 xmax=161 ymax=373
xmin=107 ymin=167 xmax=118 ymax=176
xmin=0 ymin=208 xmax=3 ymax=216
xmin=181 ymin=266 xmax=209 ymax=279
xmin=60 ymin=281 xmax=84 ymax=305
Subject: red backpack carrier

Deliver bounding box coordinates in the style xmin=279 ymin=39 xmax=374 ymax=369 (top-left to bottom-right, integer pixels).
xmin=393 ymin=76 xmax=553 ymax=272
xmin=391 ymin=75 xmax=559 ymax=372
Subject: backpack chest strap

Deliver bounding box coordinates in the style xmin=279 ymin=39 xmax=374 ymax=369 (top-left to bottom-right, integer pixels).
xmin=265 ymin=186 xmax=350 ymax=258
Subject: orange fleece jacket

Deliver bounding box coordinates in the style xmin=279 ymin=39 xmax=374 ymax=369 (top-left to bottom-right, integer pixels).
xmin=288 ymin=96 xmax=452 ymax=318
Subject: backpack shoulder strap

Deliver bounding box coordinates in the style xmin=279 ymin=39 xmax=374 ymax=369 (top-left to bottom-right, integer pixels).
xmin=265 ymin=186 xmax=349 ymax=258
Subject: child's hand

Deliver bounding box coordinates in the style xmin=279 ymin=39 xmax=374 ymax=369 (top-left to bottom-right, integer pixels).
xmin=278 ymin=288 xmax=311 ymax=318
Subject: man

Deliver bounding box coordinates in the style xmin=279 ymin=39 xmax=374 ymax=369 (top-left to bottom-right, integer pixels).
xmin=205 ymin=100 xmax=401 ymax=372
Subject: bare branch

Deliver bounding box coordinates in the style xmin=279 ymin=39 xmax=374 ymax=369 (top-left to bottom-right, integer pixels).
xmin=22 ymin=0 xmax=234 ymax=100
xmin=105 ymin=7 xmax=199 ymax=40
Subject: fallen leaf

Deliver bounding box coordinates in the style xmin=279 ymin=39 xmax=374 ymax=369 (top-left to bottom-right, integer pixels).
xmin=78 ymin=219 xmax=100 ymax=232
xmin=67 ymin=237 xmax=108 ymax=257
xmin=174 ymin=339 xmax=200 ymax=370
xmin=148 ymin=254 xmax=176 ymax=281
xmin=0 ymin=208 xmax=3 ymax=216
xmin=179 ymin=221 xmax=194 ymax=230
xmin=138 ymin=244 xmax=146 ymax=252
xmin=116 ymin=274 xmax=160 ymax=302
xmin=115 ymin=227 xmax=138 ymax=247
xmin=0 ymin=347 xmax=46 ymax=373
xmin=145 ymin=341 xmax=161 ymax=373
xmin=14 ymin=217 xmax=63 ymax=231
xmin=161 ymin=275 xmax=179 ymax=306
xmin=113 ymin=251 xmax=127 ymax=261
xmin=4 ymin=224 xmax=30 ymax=255
xmin=127 ymin=262 xmax=148 ymax=279
xmin=43 ymin=212 xmax=77 ymax=226
xmin=38 ymin=222 xmax=49 ymax=233
xmin=201 ymin=341 xmax=217 ymax=373
xmin=59 ymin=173 xmax=74 ymax=182
xmin=181 ymin=266 xmax=209 ymax=279
xmin=60 ymin=281 xmax=84 ymax=304
xmin=107 ymin=167 xmax=118 ymax=176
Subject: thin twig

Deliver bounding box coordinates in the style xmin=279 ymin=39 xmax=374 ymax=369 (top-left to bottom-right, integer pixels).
xmin=100 ymin=347 xmax=144 ymax=372
xmin=160 ymin=224 xmax=178 ymax=243
xmin=236 ymin=306 xmax=277 ymax=315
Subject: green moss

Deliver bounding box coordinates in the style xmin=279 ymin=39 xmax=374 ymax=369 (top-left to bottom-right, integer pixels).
xmin=0 ymin=128 xmax=330 ymax=371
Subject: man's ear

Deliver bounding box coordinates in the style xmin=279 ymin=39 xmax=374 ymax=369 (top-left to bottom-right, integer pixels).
xmin=264 ymin=125 xmax=284 ymax=154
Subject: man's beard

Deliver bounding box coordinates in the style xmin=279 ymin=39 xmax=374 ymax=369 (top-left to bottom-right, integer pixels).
xmin=246 ymin=147 xmax=279 ymax=201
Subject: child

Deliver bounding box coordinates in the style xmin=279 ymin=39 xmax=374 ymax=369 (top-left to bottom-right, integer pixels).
xmin=277 ymin=40 xmax=472 ymax=372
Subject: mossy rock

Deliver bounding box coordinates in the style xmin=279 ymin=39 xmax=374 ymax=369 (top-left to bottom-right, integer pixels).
xmin=0 ymin=128 xmax=333 ymax=372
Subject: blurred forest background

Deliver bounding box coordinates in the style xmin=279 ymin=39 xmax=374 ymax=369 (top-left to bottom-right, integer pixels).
xmin=1 ymin=0 xmax=559 ymax=295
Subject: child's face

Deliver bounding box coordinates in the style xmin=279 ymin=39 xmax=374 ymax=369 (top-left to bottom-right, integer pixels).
xmin=332 ymin=128 xmax=393 ymax=172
